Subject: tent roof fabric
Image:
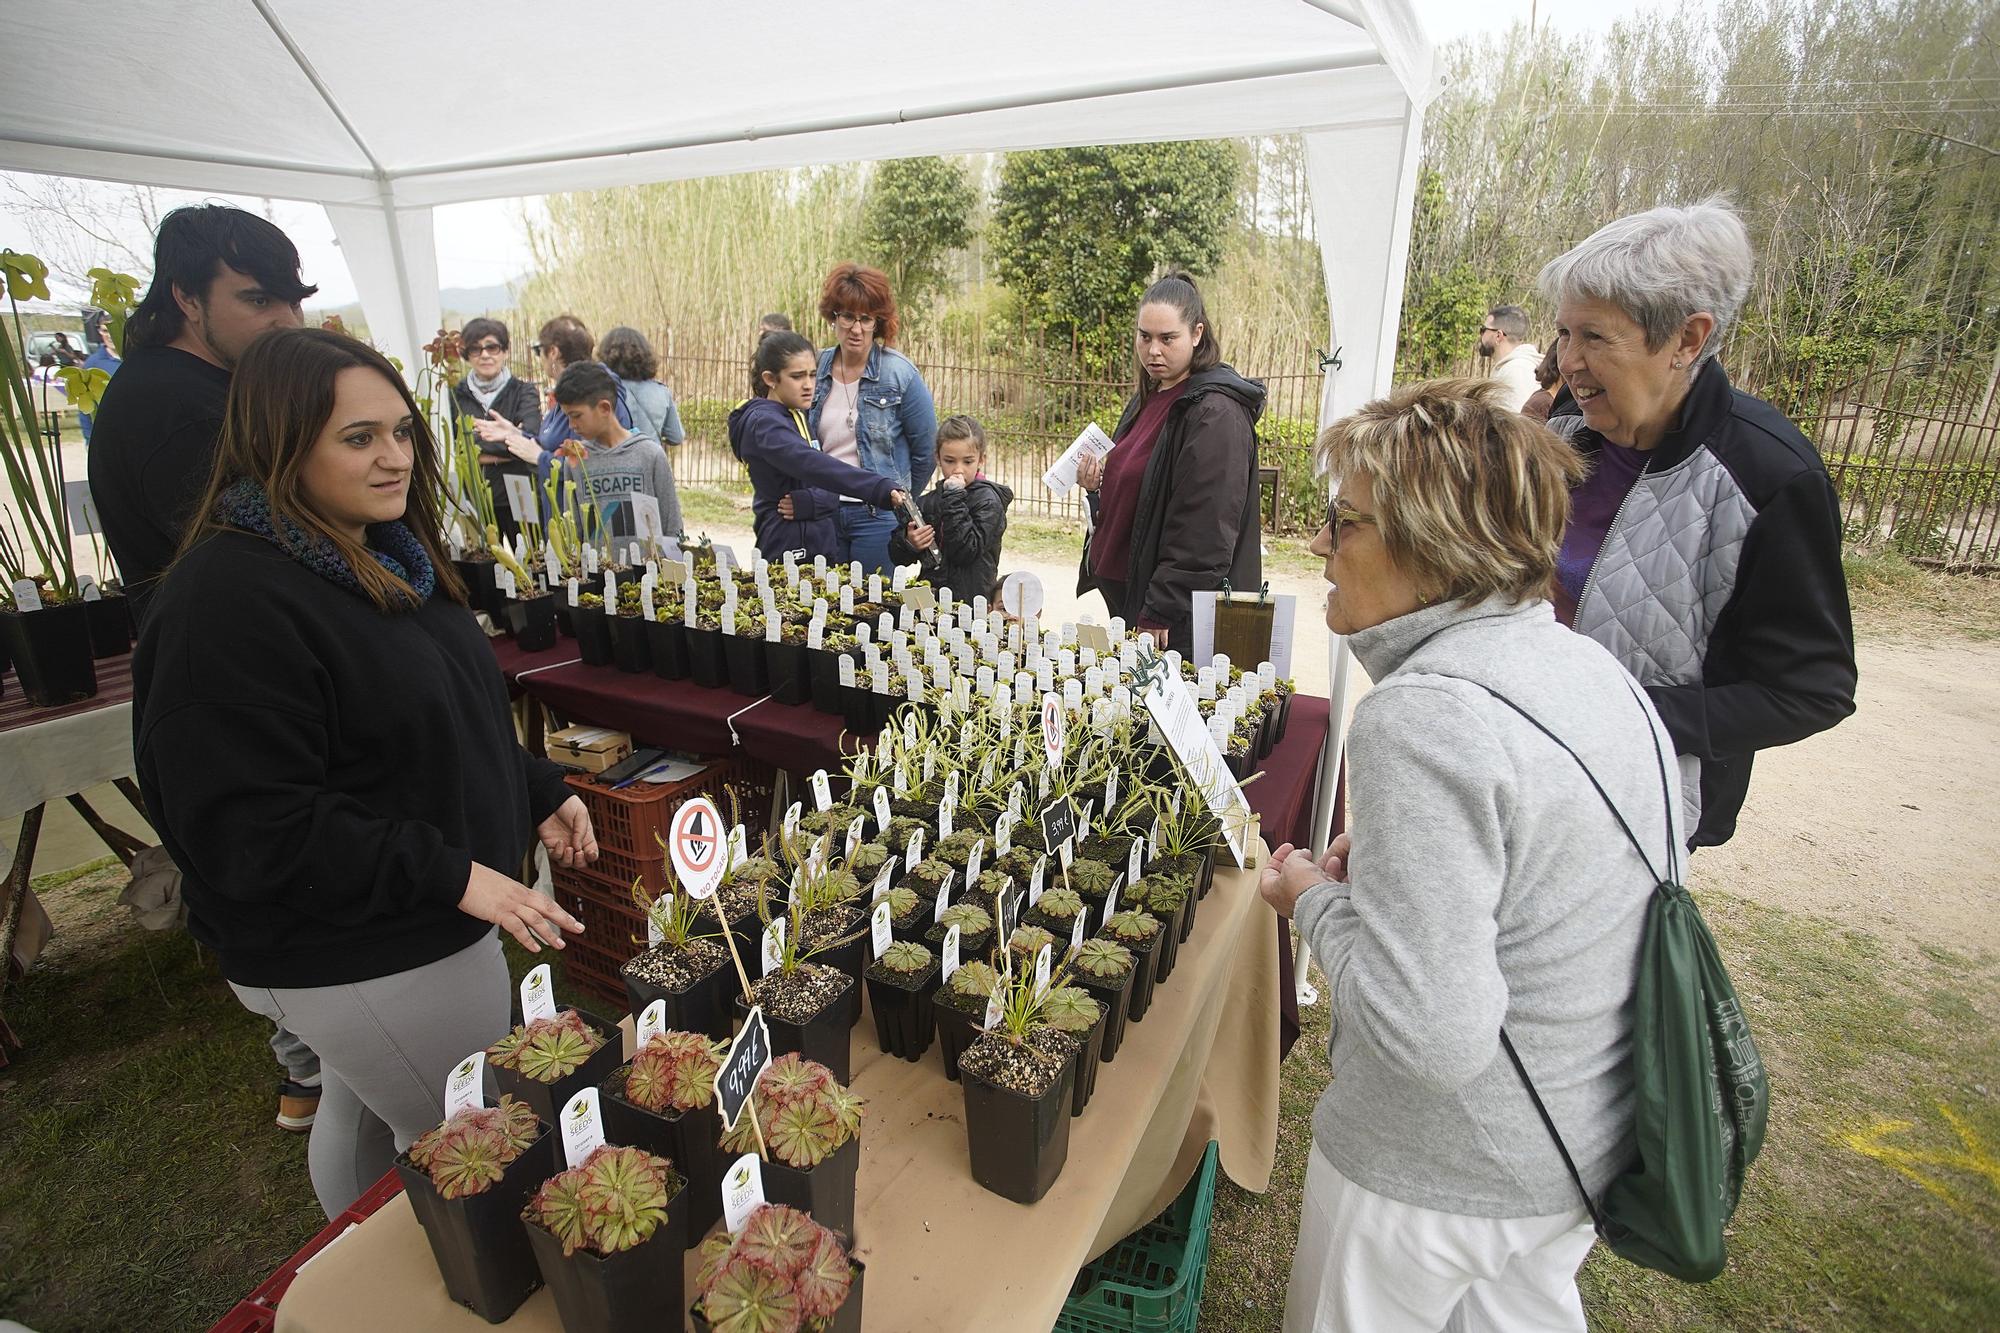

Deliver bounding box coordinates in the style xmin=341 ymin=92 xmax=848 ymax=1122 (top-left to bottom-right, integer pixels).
xmin=0 ymin=0 xmax=1430 ymax=207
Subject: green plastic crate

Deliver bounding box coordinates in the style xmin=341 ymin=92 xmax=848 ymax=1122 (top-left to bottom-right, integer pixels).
xmin=1054 ymin=1141 xmax=1220 ymax=1333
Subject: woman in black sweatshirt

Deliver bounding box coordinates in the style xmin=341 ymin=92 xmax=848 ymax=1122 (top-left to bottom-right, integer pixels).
xmin=134 ymin=327 xmax=598 ymax=1217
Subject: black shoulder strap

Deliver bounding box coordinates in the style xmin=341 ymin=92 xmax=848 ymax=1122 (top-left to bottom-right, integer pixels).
xmin=1476 ymin=677 xmax=1679 ymax=1228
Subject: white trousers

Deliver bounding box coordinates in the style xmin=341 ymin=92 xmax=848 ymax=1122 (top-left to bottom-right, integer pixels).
xmin=1283 ymin=1146 xmax=1597 ymax=1333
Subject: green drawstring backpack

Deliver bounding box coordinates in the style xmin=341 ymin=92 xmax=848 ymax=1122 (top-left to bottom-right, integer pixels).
xmin=1480 ymin=680 xmax=1769 ymax=1283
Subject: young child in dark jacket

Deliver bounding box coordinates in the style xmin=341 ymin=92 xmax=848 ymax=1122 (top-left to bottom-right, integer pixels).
xmin=890 ymin=414 xmax=1013 ymax=602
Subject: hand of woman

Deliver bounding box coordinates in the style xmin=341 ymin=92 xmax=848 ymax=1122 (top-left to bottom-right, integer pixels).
xmin=505 ymin=436 xmax=542 ymax=466
xmin=777 ymin=493 xmax=796 ymax=521
xmin=458 ymin=861 xmax=584 ymax=953
xmin=538 ymin=795 xmax=599 ymax=870
xmin=473 ymin=412 xmax=517 ymax=443
xmin=1076 ymin=453 xmax=1105 ymax=493
xmin=1321 ymin=832 xmax=1352 ymax=883
xmin=1258 ymin=841 xmax=1336 ymax=920
xmin=908 ymin=522 xmax=936 ymax=551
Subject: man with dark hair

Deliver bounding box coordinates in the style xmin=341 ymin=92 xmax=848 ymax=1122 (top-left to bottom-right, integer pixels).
xmin=1476 ymin=304 xmax=1541 ymax=413
xmin=89 ymin=205 xmax=317 ymax=615
xmin=84 ymin=204 xmax=325 ymax=1135
xmin=553 ymin=361 xmax=681 ymax=540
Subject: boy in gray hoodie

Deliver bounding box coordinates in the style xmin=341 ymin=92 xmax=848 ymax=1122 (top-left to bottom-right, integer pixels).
xmin=552 ymin=362 xmax=682 ymax=543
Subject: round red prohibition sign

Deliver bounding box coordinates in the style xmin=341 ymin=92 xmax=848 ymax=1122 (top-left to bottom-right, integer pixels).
xmin=668 ymin=796 xmax=726 ymax=899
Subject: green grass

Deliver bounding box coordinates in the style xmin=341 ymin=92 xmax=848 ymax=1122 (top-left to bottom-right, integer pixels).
xmin=1199 ymin=893 xmax=2000 ymax=1331
xmin=6 ymin=868 xmax=1997 ymax=1331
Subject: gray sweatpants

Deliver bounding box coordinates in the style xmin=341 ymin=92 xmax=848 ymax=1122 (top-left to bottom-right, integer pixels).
xmin=231 ymin=930 xmax=510 ymax=1218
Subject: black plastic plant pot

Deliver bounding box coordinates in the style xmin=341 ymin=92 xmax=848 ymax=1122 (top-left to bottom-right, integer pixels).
xmin=1274 ymin=689 xmax=1294 ymax=744
xmin=764 ymin=638 xmax=810 ymax=704
xmin=1196 ymin=846 xmax=1219 ymax=901
xmin=1147 ymin=899 xmax=1189 ymax=984
xmin=554 ymin=599 xmax=576 ymax=639
xmin=572 ymin=605 xmax=615 ymax=666
xmin=83 ymin=594 xmax=131 ymax=659
xmin=490 ymin=1008 xmax=626 ymax=1126
xmin=525 ymin=1167 xmax=689 ymax=1333
xmin=608 ymin=614 xmax=652 ymax=673
xmin=759 ymin=1128 xmax=860 ymax=1240
xmin=840 ymin=683 xmax=874 ymax=733
xmin=815 ymin=934 xmax=867 ymax=1021
xmin=644 ymin=619 xmax=690 ymax=680
xmin=1257 ymin=705 xmax=1279 ymax=759
xmin=685 ymin=626 xmax=727 ymax=688
xmin=1074 ymin=967 xmax=1134 ymax=1063
xmin=0 ymin=604 xmax=97 ymax=708
xmin=932 ymin=996 xmax=985 ymax=1083
xmin=720 ymin=631 xmax=770 ymax=697
xmin=597 ymin=1081 xmax=724 ymax=1245
xmin=1118 ymin=931 xmax=1164 ymax=1024
xmin=736 ymin=972 xmax=858 ymax=1084
xmin=693 ymin=1257 xmax=865 ymax=1333
xmin=864 ymin=960 xmax=941 ymax=1062
xmin=806 ymin=646 xmax=847 ymax=715
xmin=960 ymin=1048 xmax=1075 ymax=1204
xmin=453 ymin=558 xmax=505 ymax=617
xmin=621 ymin=946 xmax=734 ymax=1043
xmin=501 ymin=595 xmax=557 ymax=652
xmin=1067 ymin=1006 xmax=1107 ymax=1117
xmin=395 ymin=1122 xmax=557 ymax=1323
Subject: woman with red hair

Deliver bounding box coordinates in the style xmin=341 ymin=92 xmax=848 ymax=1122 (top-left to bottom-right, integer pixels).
xmin=806 ymin=262 xmax=939 ymax=574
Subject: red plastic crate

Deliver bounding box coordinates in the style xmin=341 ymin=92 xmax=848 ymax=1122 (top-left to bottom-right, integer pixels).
xmin=210 ymin=1170 xmax=405 ymax=1332
xmin=556 ymin=928 xmax=638 ymax=1014
xmin=564 ymin=755 xmax=775 ymax=860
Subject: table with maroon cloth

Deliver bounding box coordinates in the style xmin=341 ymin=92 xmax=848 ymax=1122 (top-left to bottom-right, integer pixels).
xmin=488 ymin=637 xmax=1335 ymax=1055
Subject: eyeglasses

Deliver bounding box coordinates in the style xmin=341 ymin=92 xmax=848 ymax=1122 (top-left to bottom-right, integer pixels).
xmin=466 ymin=341 xmax=506 ymax=356
xmin=831 ymin=311 xmax=878 ymax=329
xmin=1325 ymin=497 xmax=1377 ymax=548
xmin=1479 ymin=325 xmax=1501 ymax=335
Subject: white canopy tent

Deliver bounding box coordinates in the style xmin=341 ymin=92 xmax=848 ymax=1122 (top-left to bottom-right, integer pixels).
xmin=1 ymin=0 xmax=1434 ymax=903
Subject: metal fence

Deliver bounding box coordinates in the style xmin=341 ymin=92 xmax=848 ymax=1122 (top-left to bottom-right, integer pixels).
xmin=527 ymin=323 xmax=2000 ymax=568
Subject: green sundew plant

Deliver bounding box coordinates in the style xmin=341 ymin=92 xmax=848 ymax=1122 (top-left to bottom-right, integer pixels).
xmin=525 ymin=1144 xmax=677 ymax=1257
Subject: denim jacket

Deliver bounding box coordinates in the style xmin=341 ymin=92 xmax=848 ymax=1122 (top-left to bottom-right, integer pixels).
xmin=808 ymin=344 xmax=938 ymax=495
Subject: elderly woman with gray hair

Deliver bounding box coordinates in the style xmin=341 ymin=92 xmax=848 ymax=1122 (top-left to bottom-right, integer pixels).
xmin=1542 ymin=198 xmax=1856 ymax=848
xmin=1263 ymin=380 xmax=1679 ymax=1331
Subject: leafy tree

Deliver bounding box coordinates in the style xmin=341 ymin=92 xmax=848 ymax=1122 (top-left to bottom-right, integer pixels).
xmin=860 ymin=156 xmax=977 ymax=318
xmin=989 ymin=141 xmax=1240 ymax=355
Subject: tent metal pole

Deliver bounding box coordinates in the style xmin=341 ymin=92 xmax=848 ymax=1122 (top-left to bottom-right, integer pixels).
xmin=1295 ymin=632 xmax=1351 ymax=1007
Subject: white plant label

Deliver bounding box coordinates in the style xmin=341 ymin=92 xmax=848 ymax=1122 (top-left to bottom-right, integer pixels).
xmin=1128 ymin=840 xmax=1144 ymax=884
xmin=1058 ymin=837 xmax=1075 ymax=871
xmin=560 ymin=1086 xmax=607 ymax=1169
xmin=783 ymin=801 xmax=802 ymax=845
xmin=944 ymin=769 xmax=961 ymax=809
xmin=1030 ymin=854 xmax=1048 ymax=906
xmin=519 ymin=964 xmax=557 ymax=1024
xmin=937 ymin=796 xmax=954 ymax=841
xmin=1070 ymin=909 xmax=1088 ymax=954
xmin=636 ymin=998 xmax=668 ymax=1048
xmin=982 ymin=991 xmax=1004 ymax=1031
xmin=721 ymin=1153 xmax=768 ymax=1235
xmin=906 ymin=828 xmax=925 ymax=870
xmin=631 ymin=494 xmax=663 ymax=545
xmin=933 ymin=870 xmax=954 ymax=924
xmin=923 ymin=751 xmax=936 ymax=784
xmin=1034 ymin=942 xmax=1053 ymax=1000
xmin=941 ymin=922 xmax=962 ymax=982
xmin=995 ymin=812 xmax=1015 ymax=857
xmin=870 ymin=862 xmax=896 ymax=902
xmin=1103 ymin=875 xmax=1122 ymax=929
xmin=1104 ymin=769 xmax=1119 ymax=814
xmin=503 ymin=473 xmax=537 ymax=525
xmin=965 ymin=839 xmax=985 ymax=887
xmin=873 ymin=786 xmax=893 ymax=832
xmin=871 ymin=898 xmax=894 ymax=957
xmin=809 ymin=769 xmax=833 ymax=812
xmin=761 ymin=918 xmax=786 ymax=976
xmin=845 ymin=815 xmax=865 ymax=861
xmin=729 ymin=824 xmax=749 ymax=870
xmin=646 ymin=899 xmax=664 ymax=947
xmin=443 ymin=1051 xmax=486 ymax=1118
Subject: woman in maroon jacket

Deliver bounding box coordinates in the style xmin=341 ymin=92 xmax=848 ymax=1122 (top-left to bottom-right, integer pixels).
xmin=1076 ymin=273 xmax=1266 ymax=653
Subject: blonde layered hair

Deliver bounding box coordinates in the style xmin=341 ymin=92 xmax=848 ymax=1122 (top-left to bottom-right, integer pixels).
xmin=1315 ymin=378 xmax=1585 ymax=605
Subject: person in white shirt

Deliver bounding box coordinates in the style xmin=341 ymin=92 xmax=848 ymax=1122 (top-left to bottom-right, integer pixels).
xmin=1479 ymin=305 xmax=1542 ymax=413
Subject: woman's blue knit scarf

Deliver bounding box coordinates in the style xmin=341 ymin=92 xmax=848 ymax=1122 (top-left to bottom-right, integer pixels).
xmin=216 ymin=478 xmax=435 ymax=606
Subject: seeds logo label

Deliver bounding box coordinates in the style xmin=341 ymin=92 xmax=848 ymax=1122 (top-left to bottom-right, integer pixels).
xmin=456 ymin=1058 xmax=476 ymax=1079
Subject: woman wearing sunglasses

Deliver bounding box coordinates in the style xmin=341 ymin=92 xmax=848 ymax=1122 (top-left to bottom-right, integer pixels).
xmin=1261 ymin=379 xmax=1677 ymax=1332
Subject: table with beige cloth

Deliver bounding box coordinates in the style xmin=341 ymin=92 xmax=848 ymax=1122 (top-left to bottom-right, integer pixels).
xmin=278 ymin=839 xmax=1281 ymax=1332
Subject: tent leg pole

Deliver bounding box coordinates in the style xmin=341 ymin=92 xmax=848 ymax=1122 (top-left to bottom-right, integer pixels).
xmin=1296 ymin=634 xmax=1352 ymax=1008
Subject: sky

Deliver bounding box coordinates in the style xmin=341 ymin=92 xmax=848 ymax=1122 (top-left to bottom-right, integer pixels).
xmin=0 ymin=0 xmax=1672 ymax=314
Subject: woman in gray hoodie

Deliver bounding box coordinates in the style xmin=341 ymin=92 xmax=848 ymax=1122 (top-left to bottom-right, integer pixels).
xmin=1261 ymin=379 xmax=1683 ymax=1332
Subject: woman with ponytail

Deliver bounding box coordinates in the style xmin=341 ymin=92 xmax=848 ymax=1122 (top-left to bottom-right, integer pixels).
xmin=1075 ymin=272 xmax=1266 ymax=652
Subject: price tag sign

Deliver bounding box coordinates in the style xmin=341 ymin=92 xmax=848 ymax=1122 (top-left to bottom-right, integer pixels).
xmin=761 ymin=918 xmax=786 ymax=975
xmin=1040 ymin=799 xmax=1077 ymax=852
xmin=443 ymin=1051 xmax=485 ymax=1117
xmin=717 ymin=1007 xmax=773 ymax=1133
xmin=873 ymin=786 xmax=893 ymax=832
xmin=1041 ymin=692 xmax=1067 ymax=767
xmin=870 ymin=898 xmax=894 ymax=957
xmin=809 ymin=769 xmax=833 ymax=812
xmin=668 ymin=797 xmax=728 ymax=900
xmin=560 ymin=1087 xmax=607 ymax=1168
xmin=941 ymin=922 xmax=962 ymax=982
xmin=721 ymin=1153 xmax=768 ymax=1234
xmin=519 ymin=964 xmax=557 ymax=1024
xmin=636 ymin=998 xmax=668 ymax=1047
